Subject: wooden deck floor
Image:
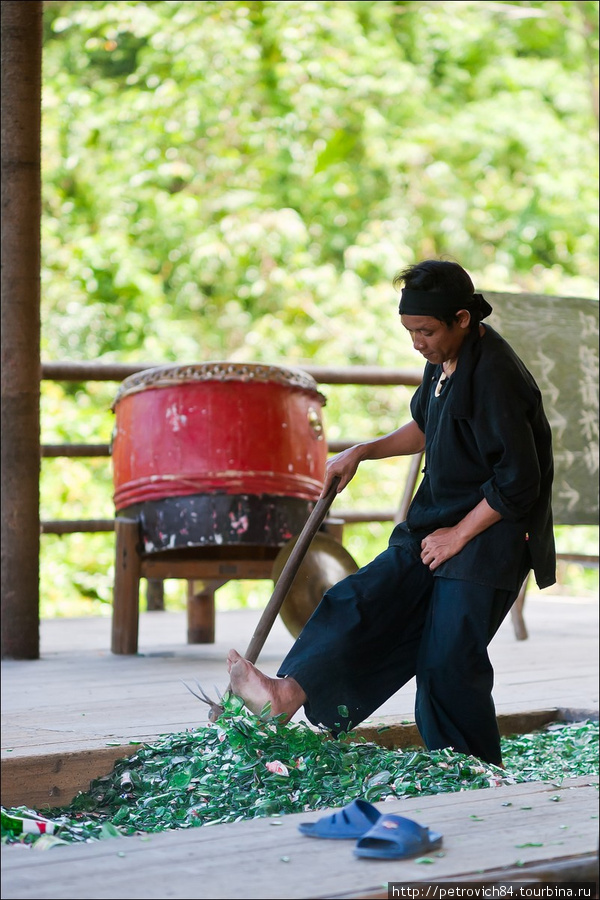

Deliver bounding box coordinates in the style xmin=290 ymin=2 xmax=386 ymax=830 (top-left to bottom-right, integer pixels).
xmin=2 ymin=778 xmax=598 ymax=900
xmin=1 ymin=592 xmax=598 ymax=898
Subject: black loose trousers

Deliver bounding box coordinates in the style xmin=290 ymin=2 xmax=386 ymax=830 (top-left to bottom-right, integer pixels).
xmin=278 ymin=543 xmax=528 ymax=766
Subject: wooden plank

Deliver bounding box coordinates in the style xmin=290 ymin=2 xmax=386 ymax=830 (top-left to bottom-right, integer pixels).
xmin=0 ymin=746 xmax=138 ymax=810
xmin=140 ymin=557 xmax=275 ymax=580
xmin=1 ymin=778 xmax=597 ymax=900
xmin=339 ymin=856 xmax=599 ymax=899
xmin=352 ymin=709 xmax=564 ymax=750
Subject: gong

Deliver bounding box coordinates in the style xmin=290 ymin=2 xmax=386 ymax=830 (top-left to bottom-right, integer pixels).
xmin=272 ymin=532 xmax=359 ymax=638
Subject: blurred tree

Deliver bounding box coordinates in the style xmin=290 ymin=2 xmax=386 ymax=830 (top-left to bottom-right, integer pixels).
xmin=41 ymin=0 xmax=598 ymax=365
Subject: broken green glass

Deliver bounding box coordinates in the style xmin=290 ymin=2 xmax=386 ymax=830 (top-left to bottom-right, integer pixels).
xmin=2 ymin=703 xmax=597 ymax=849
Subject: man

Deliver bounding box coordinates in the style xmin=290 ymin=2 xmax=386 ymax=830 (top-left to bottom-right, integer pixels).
xmin=228 ymin=259 xmax=555 ymax=766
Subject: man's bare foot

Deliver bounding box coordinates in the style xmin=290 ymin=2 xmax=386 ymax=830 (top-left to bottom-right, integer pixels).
xmin=226 ymin=649 xmax=306 ymax=721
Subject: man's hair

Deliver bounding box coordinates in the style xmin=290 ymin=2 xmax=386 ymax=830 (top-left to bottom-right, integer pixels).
xmin=393 ymin=259 xmax=475 ymax=295
xmin=393 ymin=260 xmax=480 ymax=329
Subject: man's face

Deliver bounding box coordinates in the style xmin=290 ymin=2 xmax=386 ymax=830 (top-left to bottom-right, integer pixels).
xmin=400 ymin=311 xmax=471 ymax=366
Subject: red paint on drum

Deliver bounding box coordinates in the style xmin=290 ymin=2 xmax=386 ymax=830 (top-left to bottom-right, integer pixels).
xmin=111 ymin=363 xmax=327 ymax=511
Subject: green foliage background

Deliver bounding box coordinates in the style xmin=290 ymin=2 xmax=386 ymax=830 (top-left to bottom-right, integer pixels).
xmin=40 ymin=0 xmax=599 ymax=616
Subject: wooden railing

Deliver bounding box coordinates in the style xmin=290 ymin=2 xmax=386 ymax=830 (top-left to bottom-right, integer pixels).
xmin=40 ymin=361 xmax=424 ymax=535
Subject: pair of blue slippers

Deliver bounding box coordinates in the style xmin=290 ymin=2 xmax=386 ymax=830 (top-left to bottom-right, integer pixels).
xmin=298 ymin=798 xmax=443 ymax=860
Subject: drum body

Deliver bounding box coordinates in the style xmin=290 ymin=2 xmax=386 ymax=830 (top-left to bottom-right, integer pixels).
xmin=111 ymin=362 xmax=327 ymax=554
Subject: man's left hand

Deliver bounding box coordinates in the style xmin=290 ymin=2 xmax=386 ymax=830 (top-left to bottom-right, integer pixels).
xmin=420 ymin=527 xmax=465 ymax=570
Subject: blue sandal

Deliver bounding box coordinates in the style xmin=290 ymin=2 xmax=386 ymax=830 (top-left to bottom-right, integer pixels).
xmin=298 ymin=799 xmax=381 ymax=839
xmin=354 ymin=814 xmax=443 ymax=859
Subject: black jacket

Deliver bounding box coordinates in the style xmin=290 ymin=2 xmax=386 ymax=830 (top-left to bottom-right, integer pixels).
xmin=390 ymin=325 xmax=556 ymax=590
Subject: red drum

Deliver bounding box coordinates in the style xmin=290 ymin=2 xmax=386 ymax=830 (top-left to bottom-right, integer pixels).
xmin=111 ymin=362 xmax=328 ymax=553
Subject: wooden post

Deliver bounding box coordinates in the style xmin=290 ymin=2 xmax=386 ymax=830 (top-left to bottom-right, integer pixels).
xmin=1 ymin=2 xmax=43 ymax=659
xmin=322 ymin=517 xmax=345 ymax=543
xmin=395 ymin=451 xmax=424 ymax=525
xmin=112 ymin=518 xmax=142 ymax=654
xmin=510 ymin=574 xmax=530 ymax=642
xmin=187 ymin=580 xmax=227 ymax=643
xmin=145 ymin=578 xmax=165 ymax=611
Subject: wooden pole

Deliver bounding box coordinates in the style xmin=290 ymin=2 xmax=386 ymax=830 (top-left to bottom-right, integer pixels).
xmin=1 ymin=1 xmax=43 ymax=659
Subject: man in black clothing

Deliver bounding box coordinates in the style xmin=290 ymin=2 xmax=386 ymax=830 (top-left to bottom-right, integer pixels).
xmin=227 ymin=259 xmax=556 ymax=766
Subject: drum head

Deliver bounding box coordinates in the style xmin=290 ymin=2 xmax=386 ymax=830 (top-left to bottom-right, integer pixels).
xmin=112 ymin=361 xmax=325 ymax=407
xmin=273 ymin=532 xmax=359 ymax=638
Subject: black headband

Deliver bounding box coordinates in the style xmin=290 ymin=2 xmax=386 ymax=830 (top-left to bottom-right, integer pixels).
xmin=399 ymin=289 xmax=493 ymax=320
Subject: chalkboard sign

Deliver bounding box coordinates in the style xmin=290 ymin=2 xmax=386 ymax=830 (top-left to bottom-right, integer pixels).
xmin=484 ymin=291 xmax=599 ymax=526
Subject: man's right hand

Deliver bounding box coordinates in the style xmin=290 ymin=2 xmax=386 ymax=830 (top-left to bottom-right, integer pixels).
xmin=321 ymin=445 xmax=365 ymax=497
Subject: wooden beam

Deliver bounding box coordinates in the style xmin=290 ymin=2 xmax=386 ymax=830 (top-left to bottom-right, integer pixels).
xmin=1 ymin=1 xmax=43 ymax=660
xmin=41 ymin=360 xmax=423 ymax=387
